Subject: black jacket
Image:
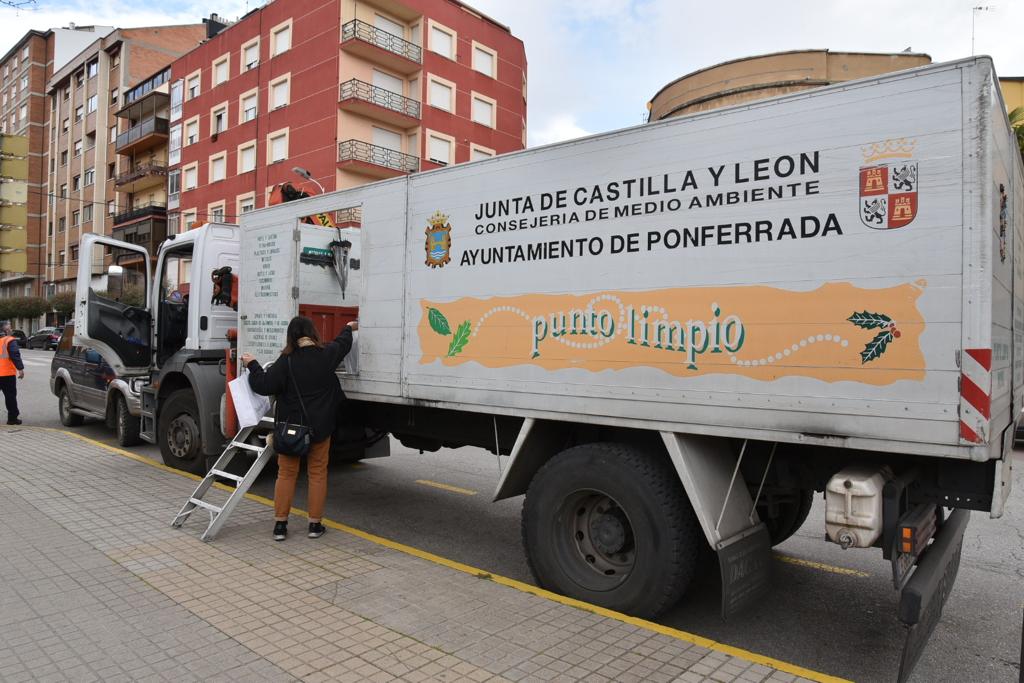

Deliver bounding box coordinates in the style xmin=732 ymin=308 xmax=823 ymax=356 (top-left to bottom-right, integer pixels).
xmin=246 ymin=327 xmax=353 ymax=443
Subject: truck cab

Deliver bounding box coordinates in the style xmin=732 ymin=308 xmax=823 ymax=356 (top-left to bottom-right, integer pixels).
xmin=74 ymin=224 xmax=241 ymax=472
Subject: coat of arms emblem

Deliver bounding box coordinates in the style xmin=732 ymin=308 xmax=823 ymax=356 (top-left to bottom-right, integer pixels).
xmin=425 ymin=210 xmax=452 ymax=268
xmin=859 ymin=138 xmax=919 ymax=230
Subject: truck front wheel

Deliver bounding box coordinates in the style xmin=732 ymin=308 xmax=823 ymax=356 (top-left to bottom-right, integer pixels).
xmin=521 ymin=443 xmax=701 ymax=618
xmin=159 ymin=389 xmax=205 ymax=475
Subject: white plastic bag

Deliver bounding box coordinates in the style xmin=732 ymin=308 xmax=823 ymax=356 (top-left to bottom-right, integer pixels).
xmin=229 ymin=368 xmax=271 ymax=429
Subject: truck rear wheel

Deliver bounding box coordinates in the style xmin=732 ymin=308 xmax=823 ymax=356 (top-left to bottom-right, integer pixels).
xmin=521 ymin=442 xmax=701 ymax=618
xmin=760 ymin=489 xmax=814 ymax=546
xmin=159 ymin=389 xmax=205 ymax=475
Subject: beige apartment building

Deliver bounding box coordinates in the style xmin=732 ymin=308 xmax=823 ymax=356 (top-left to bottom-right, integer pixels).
xmin=44 ymin=25 xmax=205 ymax=296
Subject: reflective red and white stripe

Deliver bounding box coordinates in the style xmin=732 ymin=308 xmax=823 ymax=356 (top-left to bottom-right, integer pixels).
xmin=960 ymin=348 xmax=992 ymax=444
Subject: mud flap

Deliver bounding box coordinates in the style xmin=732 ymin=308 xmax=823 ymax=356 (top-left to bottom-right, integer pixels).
xmin=897 ymin=508 xmax=969 ymax=683
xmin=718 ymin=523 xmax=772 ymax=619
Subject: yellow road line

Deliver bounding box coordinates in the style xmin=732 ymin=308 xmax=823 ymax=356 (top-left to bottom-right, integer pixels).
xmin=415 ymin=479 xmax=478 ymax=496
xmin=24 ymin=426 xmax=849 ymax=683
xmin=776 ymin=553 xmax=871 ymax=578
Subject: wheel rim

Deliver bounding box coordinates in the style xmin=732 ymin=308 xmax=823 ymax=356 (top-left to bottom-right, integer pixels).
xmin=117 ymin=400 xmax=127 ymax=437
xmin=166 ymin=412 xmax=199 ymax=460
xmin=553 ymin=489 xmax=637 ymax=592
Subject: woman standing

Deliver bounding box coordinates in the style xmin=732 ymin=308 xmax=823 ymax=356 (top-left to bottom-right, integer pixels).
xmin=241 ymin=316 xmax=357 ymax=541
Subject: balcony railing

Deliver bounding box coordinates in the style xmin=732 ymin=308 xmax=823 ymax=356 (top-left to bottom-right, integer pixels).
xmin=341 ymin=19 xmax=421 ymax=64
xmin=115 ymin=117 xmax=169 ymax=151
xmin=339 ymin=79 xmax=420 ymax=119
xmin=113 ymin=202 xmax=166 ymax=226
xmin=338 ymin=139 xmax=419 ymax=174
xmin=114 ymin=162 xmax=167 ymax=186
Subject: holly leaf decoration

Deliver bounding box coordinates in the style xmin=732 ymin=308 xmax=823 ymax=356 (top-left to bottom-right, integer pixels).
xmin=860 ymin=330 xmax=894 ymax=364
xmin=427 ymin=307 xmax=451 ymax=336
xmin=446 ymin=321 xmax=471 ymax=357
xmin=847 ymin=311 xmax=892 ymax=329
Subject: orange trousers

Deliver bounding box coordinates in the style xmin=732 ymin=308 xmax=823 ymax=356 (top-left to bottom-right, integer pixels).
xmin=274 ymin=437 xmax=330 ymax=521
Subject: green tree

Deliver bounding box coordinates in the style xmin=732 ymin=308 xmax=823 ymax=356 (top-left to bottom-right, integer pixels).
xmin=1010 ymin=107 xmax=1024 ymax=160
xmin=0 ymin=296 xmax=48 ymax=321
xmin=48 ymin=291 xmax=75 ymax=317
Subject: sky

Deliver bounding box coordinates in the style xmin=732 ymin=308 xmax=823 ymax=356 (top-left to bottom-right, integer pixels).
xmin=3 ymin=0 xmax=1023 ymax=147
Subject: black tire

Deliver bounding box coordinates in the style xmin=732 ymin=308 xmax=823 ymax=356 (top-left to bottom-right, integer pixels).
xmin=57 ymin=385 xmax=84 ymax=427
xmin=760 ymin=489 xmax=815 ymax=546
xmin=115 ymin=394 xmax=142 ymax=447
xmin=158 ymin=389 xmax=205 ymax=474
xmin=521 ymin=442 xmax=702 ymax=618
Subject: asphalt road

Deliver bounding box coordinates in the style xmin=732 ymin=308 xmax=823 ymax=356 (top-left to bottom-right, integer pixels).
xmin=13 ymin=347 xmax=1024 ymax=682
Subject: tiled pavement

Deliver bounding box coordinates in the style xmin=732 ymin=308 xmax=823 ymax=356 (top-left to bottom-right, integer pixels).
xmin=0 ymin=427 xmax=829 ymax=682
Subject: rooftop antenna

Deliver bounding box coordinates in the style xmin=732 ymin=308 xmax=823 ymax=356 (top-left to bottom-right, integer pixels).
xmin=971 ymin=5 xmax=995 ymax=56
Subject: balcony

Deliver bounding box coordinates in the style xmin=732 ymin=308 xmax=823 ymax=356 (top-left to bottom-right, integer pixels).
xmin=115 ymin=117 xmax=169 ymax=155
xmin=338 ymin=79 xmax=420 ymax=127
xmin=112 ymin=218 xmax=167 ymax=261
xmin=113 ymin=202 xmax=167 ymax=227
xmin=114 ymin=162 xmax=167 ymax=193
xmin=340 ymin=19 xmax=422 ymax=74
xmin=338 ymin=139 xmax=419 ymax=178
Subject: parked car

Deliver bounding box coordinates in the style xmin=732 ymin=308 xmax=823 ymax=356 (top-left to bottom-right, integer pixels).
xmin=26 ymin=326 xmax=62 ymax=350
xmin=50 ymin=323 xmax=143 ymax=446
xmin=10 ymin=329 xmax=26 ymax=344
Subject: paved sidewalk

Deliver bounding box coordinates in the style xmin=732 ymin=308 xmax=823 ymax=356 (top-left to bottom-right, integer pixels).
xmin=0 ymin=427 xmax=832 ymax=683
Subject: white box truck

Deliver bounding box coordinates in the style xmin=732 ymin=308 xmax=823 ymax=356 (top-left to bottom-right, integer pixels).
xmin=75 ymin=57 xmax=1022 ymax=680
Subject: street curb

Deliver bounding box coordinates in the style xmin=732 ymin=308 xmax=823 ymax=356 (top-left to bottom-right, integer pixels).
xmin=5 ymin=424 xmax=850 ymax=683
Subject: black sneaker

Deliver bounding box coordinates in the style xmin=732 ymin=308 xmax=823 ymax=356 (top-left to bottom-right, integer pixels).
xmin=273 ymin=521 xmax=287 ymax=541
xmin=6 ymin=418 xmax=21 ymax=425
xmin=308 ymin=522 xmax=326 ymax=539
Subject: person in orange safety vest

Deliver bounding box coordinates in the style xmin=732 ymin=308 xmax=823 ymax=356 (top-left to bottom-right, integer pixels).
xmin=0 ymin=320 xmax=25 ymax=425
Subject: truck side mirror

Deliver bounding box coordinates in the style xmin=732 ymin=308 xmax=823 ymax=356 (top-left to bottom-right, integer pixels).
xmin=107 ymin=265 xmax=124 ymax=301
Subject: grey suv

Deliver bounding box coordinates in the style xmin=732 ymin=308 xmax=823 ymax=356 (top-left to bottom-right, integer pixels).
xmin=50 ymin=323 xmax=143 ymax=446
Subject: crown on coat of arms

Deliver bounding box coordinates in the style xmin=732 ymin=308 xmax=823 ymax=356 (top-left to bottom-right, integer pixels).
xmin=428 ymin=211 xmax=449 ymax=227
xmin=861 ymin=138 xmax=917 ymax=164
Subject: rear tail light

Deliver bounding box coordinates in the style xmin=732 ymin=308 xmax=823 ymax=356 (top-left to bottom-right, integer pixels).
xmin=897 ymin=504 xmax=938 ymax=556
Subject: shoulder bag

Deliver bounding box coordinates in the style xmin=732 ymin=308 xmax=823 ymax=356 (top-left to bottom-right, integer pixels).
xmin=273 ymin=357 xmax=312 ymax=457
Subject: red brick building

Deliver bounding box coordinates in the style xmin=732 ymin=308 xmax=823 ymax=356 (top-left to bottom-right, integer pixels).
xmin=168 ymin=0 xmax=527 ymax=231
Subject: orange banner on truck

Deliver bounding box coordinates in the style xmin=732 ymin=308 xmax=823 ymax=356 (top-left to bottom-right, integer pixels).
xmin=419 ymin=281 xmax=927 ymax=385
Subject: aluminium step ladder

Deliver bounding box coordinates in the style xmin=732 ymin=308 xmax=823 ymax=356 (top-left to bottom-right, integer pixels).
xmin=171 ymin=417 xmax=276 ymax=542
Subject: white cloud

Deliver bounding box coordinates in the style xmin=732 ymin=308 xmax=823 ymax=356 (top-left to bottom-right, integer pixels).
xmin=530 ymin=114 xmax=591 ymax=146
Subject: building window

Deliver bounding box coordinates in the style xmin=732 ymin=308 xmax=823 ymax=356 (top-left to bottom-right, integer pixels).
xmin=86 ymin=60 xmax=98 ymax=78
xmin=59 ymin=183 xmax=67 ymax=197
xmin=71 ymin=245 xmax=79 ymax=261
xmin=72 ymin=209 xmax=80 ymax=225
xmin=170 ymin=79 xmax=183 ymax=120
xmin=182 ymin=209 xmax=197 ymax=231
xmin=213 ymin=55 xmax=229 ymax=86
xmin=73 ymin=139 xmax=82 ymax=157
xmin=271 ymin=20 xmax=292 ymax=56
xmin=19 ymin=74 xmax=27 ymax=90
xmin=238 ymin=141 xmax=256 ymax=173
xmin=60 ymin=150 xmax=68 ymax=166
xmin=211 ymin=105 xmax=227 ymax=134
xmin=185 ymin=118 xmax=199 ymax=145
xmin=21 ymin=45 xmax=28 ymax=60
xmin=270 ymin=75 xmax=289 ymax=109
xmin=58 ymin=216 xmax=66 ymax=232
xmin=59 ymin=249 xmax=65 ymax=266
xmin=72 ymin=174 xmax=81 ymax=191
xmin=471 ymin=93 xmax=495 ymax=128
xmin=169 ymin=124 xmax=181 ymax=165
xmin=472 ymin=43 xmax=496 ymax=77
xmin=82 ymin=205 xmax=92 ymax=223
xmin=168 ymin=170 xmax=180 ymax=208
xmin=186 ymin=72 xmax=200 ymax=100
xmin=109 ymin=124 xmax=117 ymax=143
xmin=242 ymin=39 xmax=259 ymax=71
xmin=267 ymin=129 xmax=288 ymax=163
xmin=84 ymin=167 xmax=95 ymax=186
xmin=111 ymin=52 xmax=120 ymax=69
xmin=107 ymin=200 xmax=116 ymax=215
xmin=74 ymin=105 xmax=83 ymax=121
xmin=238 ymin=194 xmax=255 ymax=214
xmin=470 ymin=144 xmax=495 ymax=161
xmin=62 ymin=118 xmax=69 ymax=133
xmin=75 ymin=71 xmax=84 ymax=88
xmin=427 ymin=133 xmax=452 ymax=166
xmin=86 ymin=94 xmax=97 ymax=113
xmin=240 ymin=90 xmax=257 ymax=123
xmin=107 ymin=162 xmax=114 ymax=178
xmin=208 ymin=202 xmax=226 ymax=222
xmin=428 ymin=76 xmax=454 ymax=112
xmin=183 ymin=164 xmax=198 ymax=191
xmin=209 ymin=153 xmax=226 ymax=182
xmin=62 ymin=87 xmax=69 ymax=101
xmin=110 ymin=87 xmax=118 ymax=105
xmin=18 ymin=104 xmax=27 ymax=121
xmin=429 ymin=22 xmax=455 ymax=60
xmin=84 ymin=132 xmax=95 ymax=150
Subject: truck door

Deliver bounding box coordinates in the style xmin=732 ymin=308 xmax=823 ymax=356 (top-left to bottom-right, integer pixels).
xmin=74 ymin=233 xmax=152 ymax=376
